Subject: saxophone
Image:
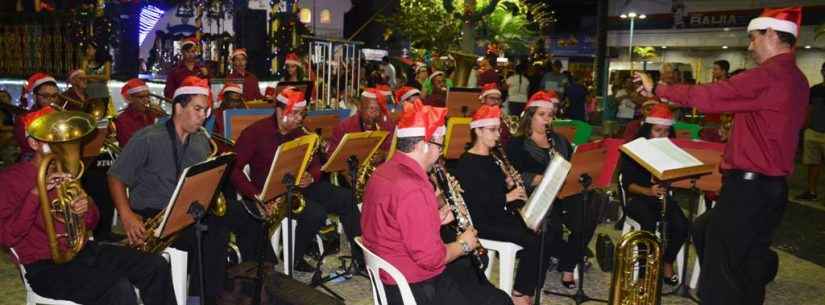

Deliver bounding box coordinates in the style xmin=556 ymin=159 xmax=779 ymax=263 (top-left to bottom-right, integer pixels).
xmin=608 ymin=230 xmax=662 ymax=305
xmin=353 ymin=122 xmax=382 ymax=203
xmin=490 ymin=142 xmax=526 ymax=213
xmin=431 ymin=163 xmax=488 ymax=271
xmin=256 ymin=128 xmax=320 ymax=225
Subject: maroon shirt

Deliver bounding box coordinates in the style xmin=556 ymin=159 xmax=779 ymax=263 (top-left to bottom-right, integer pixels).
xmin=361 ymin=153 xmax=446 ymax=284
xmin=622 ymin=119 xmax=642 ymax=141
xmin=61 ymin=87 xmax=86 ymax=111
xmin=227 ymin=71 xmax=263 ymax=101
xmin=164 ymin=63 xmax=208 ymax=99
xmin=327 ymin=114 xmax=396 ymax=156
xmin=656 ymin=53 xmax=808 ymax=176
xmin=114 ymin=104 xmax=156 ymax=147
xmin=230 ymin=115 xmax=322 ymax=199
xmin=0 ymin=161 xmax=99 ymax=264
xmin=423 ymin=93 xmax=446 ymax=107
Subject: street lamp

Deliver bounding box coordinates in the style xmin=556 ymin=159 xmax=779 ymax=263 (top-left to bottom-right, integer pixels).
xmin=620 ymin=12 xmax=646 ymax=70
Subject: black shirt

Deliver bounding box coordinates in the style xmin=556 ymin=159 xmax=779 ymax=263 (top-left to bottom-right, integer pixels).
xmin=809 ymin=83 xmax=825 ymax=132
xmin=504 ymin=132 xmax=573 ymax=194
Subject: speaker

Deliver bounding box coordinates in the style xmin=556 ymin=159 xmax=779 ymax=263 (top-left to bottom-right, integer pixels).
xmin=233 ymin=9 xmax=268 ymax=78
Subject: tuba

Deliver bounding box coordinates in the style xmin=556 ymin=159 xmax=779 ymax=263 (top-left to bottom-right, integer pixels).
xmin=31 ymin=111 xmax=96 ymax=264
xmin=608 ymin=230 xmax=662 ymax=305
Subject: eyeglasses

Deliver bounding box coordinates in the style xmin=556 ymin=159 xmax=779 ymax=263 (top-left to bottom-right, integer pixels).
xmin=427 ymin=141 xmax=444 ymax=151
xmin=36 ymin=93 xmax=59 ymax=100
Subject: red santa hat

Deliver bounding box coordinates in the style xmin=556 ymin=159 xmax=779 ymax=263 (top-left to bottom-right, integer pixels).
xmin=396 ymin=100 xmax=448 ymax=141
xmin=470 ymin=105 xmax=501 ymax=129
xmin=230 ymin=48 xmax=247 ymax=59
xmin=67 ymin=69 xmax=85 ymax=81
xmin=747 ymin=6 xmax=802 ymax=37
xmin=121 ymin=78 xmax=149 ymax=99
xmin=277 ymin=86 xmax=307 ymax=119
xmin=173 ymin=76 xmax=211 ymax=99
xmin=361 ymin=88 xmax=390 ymax=121
xmin=181 ymin=36 xmax=198 ymax=48
xmin=395 ymin=86 xmax=421 ymax=103
xmin=375 ymin=83 xmax=393 ymax=97
xmin=644 ymin=104 xmax=674 ymax=126
xmin=25 ymin=72 xmax=57 ymax=94
xmin=525 ymin=90 xmax=560 ymax=109
xmin=428 ymin=71 xmax=445 ymax=83
xmin=478 ymin=82 xmax=502 ymax=100
xmin=285 ymin=53 xmax=301 ymax=66
xmin=22 ymin=106 xmax=55 ymax=137
xmin=218 ymin=83 xmax=243 ymax=102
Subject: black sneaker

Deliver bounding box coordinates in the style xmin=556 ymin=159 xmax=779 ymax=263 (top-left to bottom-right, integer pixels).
xmin=795 ymin=192 xmax=818 ymax=201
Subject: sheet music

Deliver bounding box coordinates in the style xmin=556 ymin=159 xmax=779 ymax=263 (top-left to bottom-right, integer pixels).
xmin=623 ymin=137 xmax=701 ymax=173
xmin=521 ymin=155 xmax=572 ymax=231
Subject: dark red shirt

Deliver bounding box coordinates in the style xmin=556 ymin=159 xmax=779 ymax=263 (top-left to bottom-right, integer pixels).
xmin=327 ymin=114 xmax=396 ymax=156
xmin=360 ymin=153 xmax=446 ymax=284
xmin=227 ymin=71 xmax=263 ymax=101
xmin=0 ymin=161 xmax=99 ymax=264
xmin=656 ymin=53 xmax=808 ymax=176
xmin=423 ymin=93 xmax=445 ymax=107
xmin=164 ymin=63 xmax=207 ymax=99
xmin=114 ymin=104 xmax=156 ymax=147
xmin=622 ymin=119 xmax=642 ymax=141
xmin=230 ymin=115 xmax=322 ymax=199
xmin=61 ymin=87 xmax=86 ymax=111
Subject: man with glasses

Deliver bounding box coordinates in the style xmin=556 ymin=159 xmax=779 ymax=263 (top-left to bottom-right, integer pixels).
xmin=230 ymin=87 xmax=364 ymax=271
xmin=14 ymin=73 xmax=60 ymax=161
xmin=114 ymin=78 xmax=157 ymax=146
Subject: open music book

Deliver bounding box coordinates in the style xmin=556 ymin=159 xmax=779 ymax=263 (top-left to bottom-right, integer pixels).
xmin=620 ymin=137 xmax=714 ymax=181
xmin=521 ymin=154 xmax=572 ymax=231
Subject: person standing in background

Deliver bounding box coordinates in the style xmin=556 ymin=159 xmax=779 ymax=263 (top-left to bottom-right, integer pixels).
xmin=795 ymin=62 xmax=825 ymax=202
xmin=505 ymin=63 xmax=530 ymax=115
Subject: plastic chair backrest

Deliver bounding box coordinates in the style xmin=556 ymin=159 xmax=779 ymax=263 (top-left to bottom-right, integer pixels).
xmin=354 ymin=237 xmax=417 ymax=305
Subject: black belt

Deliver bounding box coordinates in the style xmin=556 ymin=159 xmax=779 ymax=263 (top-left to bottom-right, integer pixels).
xmin=723 ymin=170 xmax=785 ymax=182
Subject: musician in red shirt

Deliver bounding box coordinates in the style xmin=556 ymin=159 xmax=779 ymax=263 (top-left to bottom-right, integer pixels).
xmin=14 ymin=73 xmax=59 ymax=161
xmin=230 ymin=87 xmax=363 ymax=271
xmin=327 ymin=88 xmax=395 ymax=158
xmin=226 ymin=48 xmax=263 ymax=101
xmin=0 ymin=108 xmax=175 ymax=305
xmin=163 ymin=37 xmax=209 ymax=99
xmin=61 ymin=69 xmax=87 ymax=111
xmin=114 ymin=79 xmax=157 ymax=147
xmin=361 ymin=101 xmax=510 ymax=305
xmin=635 ymin=7 xmax=808 ymax=305
xmin=395 ymin=86 xmax=422 ymax=105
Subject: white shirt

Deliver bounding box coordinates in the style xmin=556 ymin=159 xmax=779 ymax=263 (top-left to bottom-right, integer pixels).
xmin=615 ymin=89 xmax=636 ymax=119
xmin=506 ymin=74 xmax=530 ymax=103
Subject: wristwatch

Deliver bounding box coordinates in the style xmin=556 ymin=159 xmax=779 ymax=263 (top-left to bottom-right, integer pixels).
xmin=459 ymin=239 xmax=471 ymax=254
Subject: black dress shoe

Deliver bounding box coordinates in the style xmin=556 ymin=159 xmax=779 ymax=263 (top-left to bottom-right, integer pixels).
xmin=662 ymin=274 xmax=679 ymax=286
xmin=561 ymin=278 xmax=577 ymax=289
xmin=294 ymin=258 xmax=316 ymax=273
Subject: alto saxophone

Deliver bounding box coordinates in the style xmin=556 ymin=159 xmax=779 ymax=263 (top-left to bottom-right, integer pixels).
xmin=431 ymin=163 xmax=488 ymax=271
xmin=490 ymin=142 xmax=526 ymax=213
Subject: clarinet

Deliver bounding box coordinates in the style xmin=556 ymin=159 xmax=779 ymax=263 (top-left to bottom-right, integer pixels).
xmin=431 ymin=164 xmax=488 ymax=271
xmin=491 ymin=143 xmax=526 ymax=214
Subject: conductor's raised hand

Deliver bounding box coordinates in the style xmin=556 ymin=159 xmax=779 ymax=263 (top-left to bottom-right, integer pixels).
xmin=633 ymin=72 xmax=656 ymax=98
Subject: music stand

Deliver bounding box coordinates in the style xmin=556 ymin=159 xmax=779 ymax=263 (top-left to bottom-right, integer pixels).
xmin=259 ymin=134 xmax=319 ymax=203
xmin=158 ymin=154 xmax=235 ymax=305
xmin=223 ymin=109 xmax=275 ymax=142
xmin=321 ymin=131 xmax=388 ymax=173
xmin=545 ymin=140 xmax=624 ymax=304
xmin=442 ymin=117 xmax=471 ymax=160
xmin=445 ymin=87 xmax=481 ymax=117
xmin=385 ymin=132 xmax=398 ymax=160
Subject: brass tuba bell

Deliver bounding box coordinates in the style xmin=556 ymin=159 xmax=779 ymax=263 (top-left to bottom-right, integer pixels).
xmin=29 ymin=111 xmax=96 ymax=264
xmin=608 ymin=230 xmax=663 ymax=305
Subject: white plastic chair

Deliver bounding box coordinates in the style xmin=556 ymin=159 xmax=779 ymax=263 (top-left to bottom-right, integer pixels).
xmin=355 ymin=236 xmax=417 ymax=305
xmin=161 ymin=247 xmax=189 ymax=305
xmin=10 ymin=248 xmax=81 ymax=305
xmin=270 ymin=218 xmax=325 ymax=275
xmin=479 ymin=238 xmax=523 ymax=296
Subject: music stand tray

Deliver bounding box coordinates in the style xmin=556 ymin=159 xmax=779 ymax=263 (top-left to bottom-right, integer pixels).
xmin=443 ymin=117 xmax=471 ymax=160
xmin=321 ymin=131 xmax=388 ymax=172
xmin=446 ymin=87 xmax=481 ymax=117
xmin=157 ymin=154 xmax=235 ymax=239
xmin=259 ymin=134 xmax=319 ymax=202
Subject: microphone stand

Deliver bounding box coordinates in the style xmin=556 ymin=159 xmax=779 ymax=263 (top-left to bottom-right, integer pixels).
xmin=187 ymin=202 xmax=207 ymax=305
xmin=544 ymin=174 xmax=607 ymax=304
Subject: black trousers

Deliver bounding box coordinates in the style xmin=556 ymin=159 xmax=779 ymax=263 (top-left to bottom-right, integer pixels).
xmin=82 ymin=158 xmax=116 ymax=241
xmin=385 ymin=269 xmax=513 ymax=305
xmin=624 ymin=196 xmax=689 ymax=264
xmin=440 ymin=227 xmax=513 ymax=303
xmin=137 ymin=208 xmax=230 ymax=305
xmin=222 ymin=186 xmax=275 ymax=263
xmin=477 ymin=213 xmax=559 ymax=296
xmin=25 ymin=242 xmax=176 ymax=305
xmin=293 ymin=181 xmax=363 ymax=263
xmin=698 ymin=174 xmax=784 ymax=305
xmin=549 ymin=193 xmax=600 ymax=272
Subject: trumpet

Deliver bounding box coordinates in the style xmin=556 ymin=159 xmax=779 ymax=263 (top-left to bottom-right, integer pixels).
xmin=149 ymin=93 xmax=175 ymax=105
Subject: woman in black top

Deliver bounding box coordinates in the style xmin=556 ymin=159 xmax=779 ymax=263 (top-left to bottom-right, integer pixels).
xmin=452 ymin=105 xmax=554 ymax=305
xmin=503 ymin=91 xmax=597 ymax=289
xmin=618 ymin=104 xmax=689 ymax=285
